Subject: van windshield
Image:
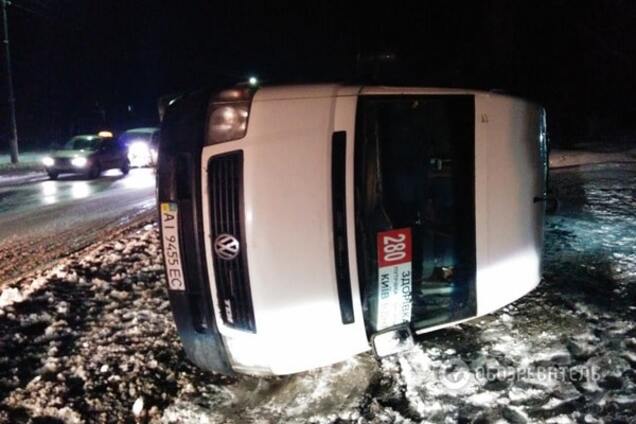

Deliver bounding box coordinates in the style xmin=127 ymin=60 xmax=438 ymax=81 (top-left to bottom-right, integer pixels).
xmin=354 ymin=95 xmax=477 ymax=334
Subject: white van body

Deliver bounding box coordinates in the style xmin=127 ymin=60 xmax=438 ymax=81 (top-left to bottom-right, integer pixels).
xmin=158 ymin=85 xmax=547 ymax=376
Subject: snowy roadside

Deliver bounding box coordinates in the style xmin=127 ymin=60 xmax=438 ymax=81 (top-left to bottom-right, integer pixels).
xmin=0 ymin=164 xmax=635 ymax=423
xmin=0 ymin=153 xmax=46 ymax=185
xmin=0 ymin=207 xmax=158 ymax=288
xmin=0 ymin=221 xmax=216 ymax=423
xmin=549 ymin=147 xmax=636 ymax=169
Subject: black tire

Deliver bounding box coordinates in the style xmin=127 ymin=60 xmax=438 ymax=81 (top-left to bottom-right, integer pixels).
xmin=47 ymin=171 xmax=58 ymax=180
xmin=87 ymin=163 xmax=101 ymax=179
xmin=120 ymin=159 xmax=130 ymax=176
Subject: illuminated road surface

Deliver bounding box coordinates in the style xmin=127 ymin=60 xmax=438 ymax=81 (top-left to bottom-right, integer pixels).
xmin=0 ymin=169 xmax=156 ymax=284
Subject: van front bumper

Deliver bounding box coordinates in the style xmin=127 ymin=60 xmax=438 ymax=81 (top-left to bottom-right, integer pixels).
xmin=157 ymin=89 xmax=234 ymax=375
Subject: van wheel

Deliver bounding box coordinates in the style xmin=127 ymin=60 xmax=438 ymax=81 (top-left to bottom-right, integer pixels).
xmin=47 ymin=171 xmax=58 ymax=180
xmin=121 ymin=160 xmax=130 ymax=176
xmin=87 ymin=163 xmax=101 ymax=179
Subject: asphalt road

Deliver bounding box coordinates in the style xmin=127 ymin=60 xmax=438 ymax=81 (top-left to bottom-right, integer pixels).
xmin=0 ymin=169 xmax=157 ymax=284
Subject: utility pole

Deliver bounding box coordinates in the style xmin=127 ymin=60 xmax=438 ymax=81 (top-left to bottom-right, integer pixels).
xmin=1 ymin=0 xmax=18 ymax=163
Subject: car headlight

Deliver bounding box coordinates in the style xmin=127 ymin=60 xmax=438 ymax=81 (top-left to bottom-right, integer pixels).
xmin=42 ymin=157 xmax=55 ymax=167
xmin=71 ymin=157 xmax=87 ymax=167
xmin=128 ymin=140 xmax=150 ymax=157
xmin=206 ymin=87 xmax=255 ymax=145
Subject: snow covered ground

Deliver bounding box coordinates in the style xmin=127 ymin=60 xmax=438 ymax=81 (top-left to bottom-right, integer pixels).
xmin=0 ymin=163 xmax=635 ymax=423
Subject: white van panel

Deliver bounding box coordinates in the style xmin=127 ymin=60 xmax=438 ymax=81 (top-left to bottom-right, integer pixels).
xmin=202 ymin=88 xmax=369 ymax=374
xmin=474 ymin=94 xmax=544 ymax=315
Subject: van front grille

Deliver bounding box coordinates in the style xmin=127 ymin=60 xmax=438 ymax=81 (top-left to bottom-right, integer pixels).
xmin=208 ymin=151 xmax=255 ymax=332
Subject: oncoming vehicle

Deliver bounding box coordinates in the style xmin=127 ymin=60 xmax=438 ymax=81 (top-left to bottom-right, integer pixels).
xmin=118 ymin=127 xmax=160 ymax=167
xmin=157 ymin=84 xmax=548 ymax=376
xmin=42 ymin=134 xmax=130 ymax=180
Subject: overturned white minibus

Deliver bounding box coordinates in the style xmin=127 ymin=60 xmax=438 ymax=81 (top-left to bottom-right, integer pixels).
xmin=157 ymin=84 xmax=548 ymax=375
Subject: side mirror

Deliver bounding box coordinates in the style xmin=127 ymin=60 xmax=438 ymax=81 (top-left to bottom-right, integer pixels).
xmin=370 ymin=324 xmax=415 ymax=358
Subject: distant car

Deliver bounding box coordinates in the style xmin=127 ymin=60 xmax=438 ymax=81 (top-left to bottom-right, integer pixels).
xmin=118 ymin=127 xmax=160 ymax=167
xmin=42 ymin=134 xmax=130 ymax=180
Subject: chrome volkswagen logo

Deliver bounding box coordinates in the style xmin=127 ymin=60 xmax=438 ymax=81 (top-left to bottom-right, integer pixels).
xmin=214 ymin=234 xmax=240 ymax=261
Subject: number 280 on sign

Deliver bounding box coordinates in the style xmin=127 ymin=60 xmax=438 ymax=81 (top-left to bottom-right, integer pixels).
xmin=375 ymin=228 xmax=413 ymax=330
xmin=377 ymin=228 xmax=412 ymax=267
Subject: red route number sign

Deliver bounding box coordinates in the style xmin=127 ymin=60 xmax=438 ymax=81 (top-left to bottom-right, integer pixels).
xmin=377 ymin=228 xmax=412 ymax=267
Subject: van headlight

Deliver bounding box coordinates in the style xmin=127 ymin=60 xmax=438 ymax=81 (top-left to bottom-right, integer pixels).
xmin=129 ymin=140 xmax=150 ymax=158
xmin=71 ymin=157 xmax=87 ymax=168
xmin=206 ymin=87 xmax=255 ymax=145
xmin=42 ymin=157 xmax=55 ymax=167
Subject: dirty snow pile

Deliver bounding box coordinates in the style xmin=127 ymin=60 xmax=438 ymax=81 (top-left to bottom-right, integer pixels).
xmin=0 ymin=223 xmax=229 ymax=423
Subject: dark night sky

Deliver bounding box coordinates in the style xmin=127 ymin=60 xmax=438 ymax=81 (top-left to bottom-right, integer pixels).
xmin=2 ymin=0 xmax=636 ymax=149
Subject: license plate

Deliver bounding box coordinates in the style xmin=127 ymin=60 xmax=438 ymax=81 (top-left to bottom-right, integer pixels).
xmin=160 ymin=202 xmax=185 ymax=291
xmin=375 ymin=228 xmax=413 ymax=330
